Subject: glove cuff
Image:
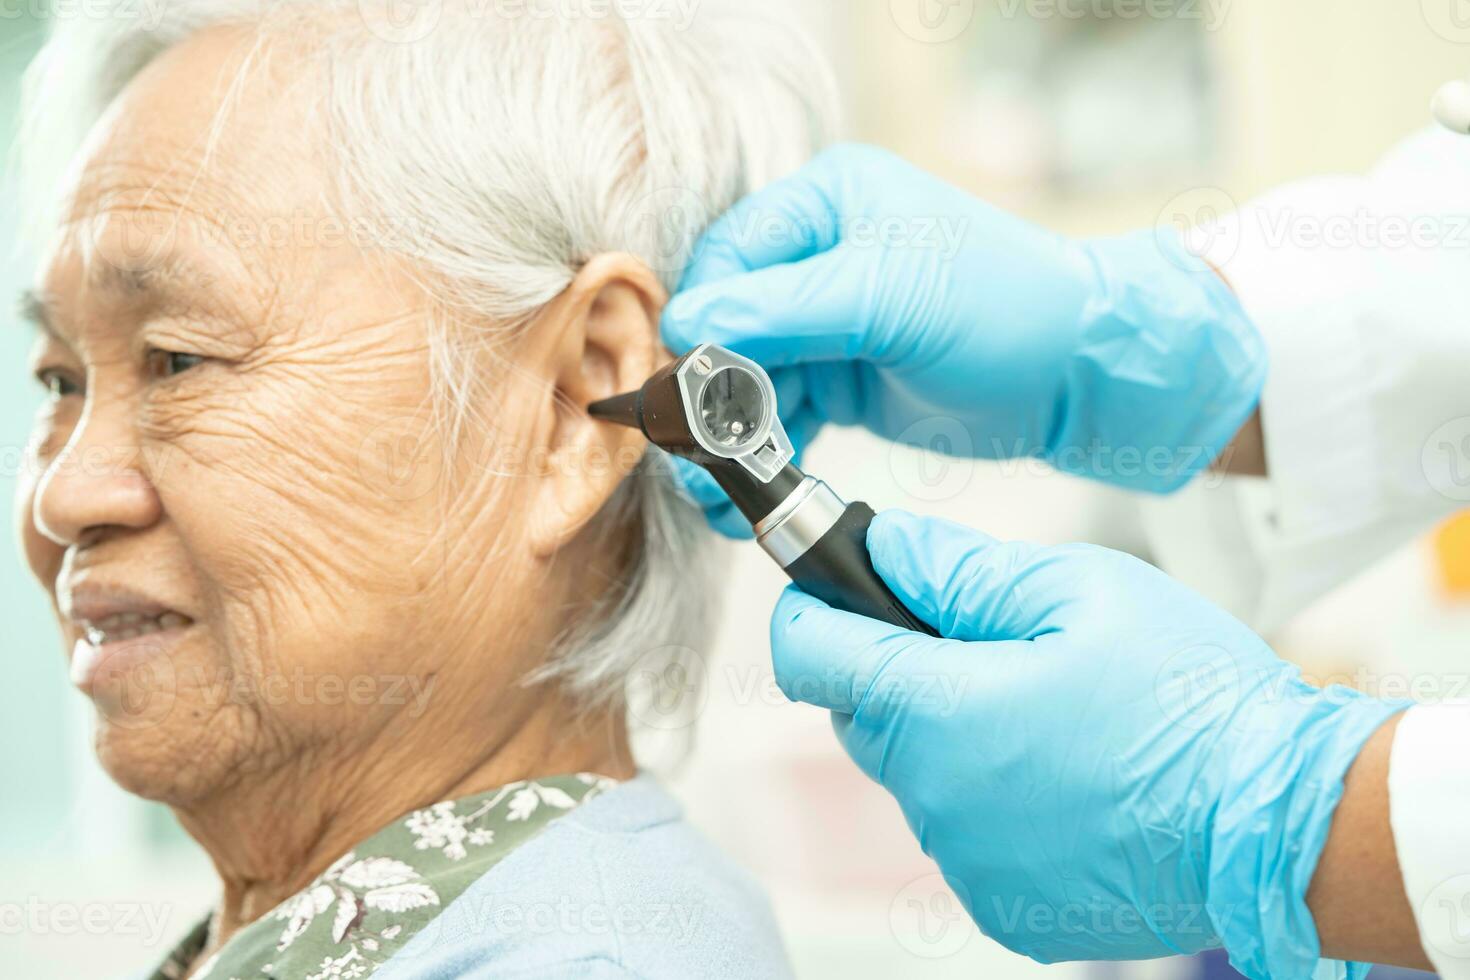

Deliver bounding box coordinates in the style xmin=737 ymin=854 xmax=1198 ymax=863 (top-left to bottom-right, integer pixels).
xmin=1206 ymin=681 xmax=1409 ymax=980
xmin=1050 ymin=227 xmax=1268 ymax=494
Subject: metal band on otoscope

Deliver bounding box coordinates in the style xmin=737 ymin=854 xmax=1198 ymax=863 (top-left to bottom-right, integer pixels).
xmin=753 ymin=477 xmax=848 ymax=568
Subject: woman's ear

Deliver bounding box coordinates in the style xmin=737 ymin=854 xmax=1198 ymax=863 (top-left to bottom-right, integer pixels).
xmin=523 ymin=253 xmax=669 ymax=558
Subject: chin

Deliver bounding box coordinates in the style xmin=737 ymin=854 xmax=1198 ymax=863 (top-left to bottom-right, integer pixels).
xmin=90 ymin=693 xmax=263 ymax=806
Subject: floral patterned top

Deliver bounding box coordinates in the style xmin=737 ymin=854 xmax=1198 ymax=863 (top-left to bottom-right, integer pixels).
xmin=151 ymin=774 xmax=616 ymax=980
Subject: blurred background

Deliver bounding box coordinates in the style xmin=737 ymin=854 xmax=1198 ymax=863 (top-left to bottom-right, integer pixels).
xmin=2 ymin=0 xmax=1466 ymax=977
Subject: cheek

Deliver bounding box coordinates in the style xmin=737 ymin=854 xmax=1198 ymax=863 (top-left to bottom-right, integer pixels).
xmin=139 ymin=355 xmax=465 ymax=699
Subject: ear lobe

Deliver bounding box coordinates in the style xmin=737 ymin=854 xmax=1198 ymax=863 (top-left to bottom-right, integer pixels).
xmin=527 ymin=253 xmax=668 ymax=558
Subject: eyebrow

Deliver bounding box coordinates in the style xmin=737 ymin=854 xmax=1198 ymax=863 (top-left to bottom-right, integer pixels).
xmin=18 ymin=289 xmax=54 ymax=337
xmin=18 ymin=258 xmax=222 ymax=338
xmin=95 ymin=261 xmax=203 ymax=296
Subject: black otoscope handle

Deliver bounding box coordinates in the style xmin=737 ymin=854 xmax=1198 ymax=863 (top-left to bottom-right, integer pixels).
xmin=708 ymin=461 xmax=940 ymax=638
xmin=782 ymin=502 xmax=941 ymax=638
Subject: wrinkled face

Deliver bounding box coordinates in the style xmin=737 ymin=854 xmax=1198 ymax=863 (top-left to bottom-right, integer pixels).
xmin=15 ymin=29 xmax=592 ymax=804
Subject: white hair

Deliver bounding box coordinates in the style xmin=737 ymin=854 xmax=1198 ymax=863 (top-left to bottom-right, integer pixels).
xmin=20 ymin=0 xmax=838 ymax=714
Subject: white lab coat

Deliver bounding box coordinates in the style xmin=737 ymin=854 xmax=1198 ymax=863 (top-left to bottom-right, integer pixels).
xmin=1140 ymin=127 xmax=1470 ymax=977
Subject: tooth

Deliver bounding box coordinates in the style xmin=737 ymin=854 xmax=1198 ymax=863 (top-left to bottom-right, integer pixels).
xmin=159 ymin=613 xmax=188 ymax=629
xmin=119 ymin=612 xmax=142 ymax=625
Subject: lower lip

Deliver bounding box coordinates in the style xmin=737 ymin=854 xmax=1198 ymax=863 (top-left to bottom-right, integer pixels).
xmin=70 ymin=627 xmax=192 ymax=694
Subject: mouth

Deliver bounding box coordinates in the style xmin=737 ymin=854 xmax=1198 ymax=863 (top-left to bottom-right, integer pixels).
xmin=81 ymin=610 xmax=193 ymax=647
xmin=62 ymin=585 xmax=197 ymax=693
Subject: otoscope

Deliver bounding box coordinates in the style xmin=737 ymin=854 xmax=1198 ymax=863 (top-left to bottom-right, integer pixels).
xmin=590 ymin=344 xmax=938 ymax=637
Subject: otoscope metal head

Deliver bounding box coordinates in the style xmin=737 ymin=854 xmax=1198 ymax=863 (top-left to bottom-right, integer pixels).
xmin=588 ymin=344 xmax=795 ymax=485
xmin=591 ymin=346 xmax=939 ymax=637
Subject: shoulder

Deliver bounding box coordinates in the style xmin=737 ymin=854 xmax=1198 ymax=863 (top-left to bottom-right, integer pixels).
xmin=375 ymin=775 xmax=792 ymax=980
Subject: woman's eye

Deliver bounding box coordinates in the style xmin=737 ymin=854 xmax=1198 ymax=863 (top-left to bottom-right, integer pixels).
xmin=35 ymin=368 xmax=82 ymax=399
xmin=146 ymin=349 xmax=207 ymax=380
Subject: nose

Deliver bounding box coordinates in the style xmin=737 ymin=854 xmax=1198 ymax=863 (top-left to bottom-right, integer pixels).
xmin=33 ymin=397 xmax=162 ymax=548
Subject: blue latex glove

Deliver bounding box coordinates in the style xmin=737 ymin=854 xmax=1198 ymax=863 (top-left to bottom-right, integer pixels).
xmin=772 ymin=510 xmax=1406 ymax=978
xmin=662 ymin=145 xmax=1266 ymax=537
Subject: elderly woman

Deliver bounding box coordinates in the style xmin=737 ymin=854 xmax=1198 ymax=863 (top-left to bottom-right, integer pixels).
xmin=15 ymin=2 xmax=832 ymax=977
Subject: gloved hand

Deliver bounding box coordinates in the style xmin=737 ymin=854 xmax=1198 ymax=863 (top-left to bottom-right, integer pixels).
xmin=662 ymin=144 xmax=1266 ymax=537
xmin=772 ymin=510 xmax=1406 ymax=978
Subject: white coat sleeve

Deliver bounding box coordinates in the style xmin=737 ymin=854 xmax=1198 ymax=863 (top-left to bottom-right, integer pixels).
xmin=1388 ymin=702 xmax=1470 ymax=980
xmin=1139 ymin=127 xmax=1470 ymax=633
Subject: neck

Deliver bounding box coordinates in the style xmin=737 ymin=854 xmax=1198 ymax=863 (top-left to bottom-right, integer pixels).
xmin=175 ymin=687 xmax=633 ymax=952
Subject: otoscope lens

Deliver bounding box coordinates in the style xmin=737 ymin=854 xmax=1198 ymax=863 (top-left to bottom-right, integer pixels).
xmin=699 ymin=367 xmax=765 ymax=448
